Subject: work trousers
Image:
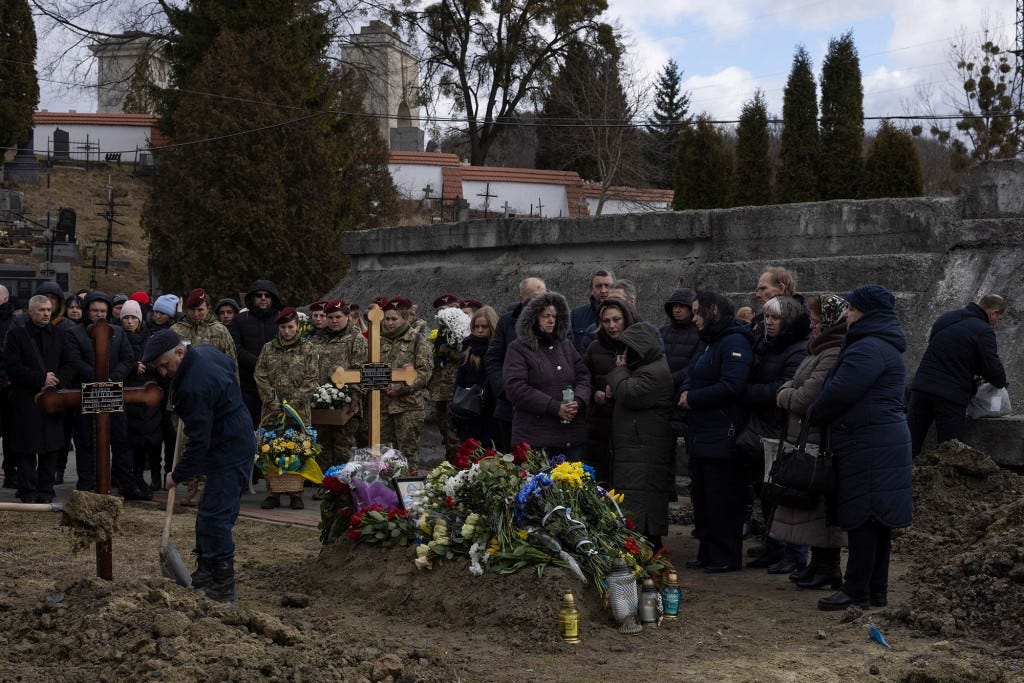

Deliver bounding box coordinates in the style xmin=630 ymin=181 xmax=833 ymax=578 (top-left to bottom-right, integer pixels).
xmin=195 ymin=461 xmax=250 ymax=562
xmin=907 ymin=390 xmax=966 ymax=458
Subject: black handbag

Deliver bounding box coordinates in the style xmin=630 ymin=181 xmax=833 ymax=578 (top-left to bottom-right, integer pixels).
xmin=451 ymin=384 xmax=484 ymax=418
xmin=774 ymin=417 xmax=836 ymax=496
xmin=762 ymin=418 xmax=830 ymax=509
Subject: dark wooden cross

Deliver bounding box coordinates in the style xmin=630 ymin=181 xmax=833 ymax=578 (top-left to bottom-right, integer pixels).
xmin=476 ymin=182 xmax=496 ymax=217
xmin=330 ymin=305 xmax=416 ymax=456
xmin=536 ymin=197 xmax=544 ymax=218
xmin=35 ymin=319 xmax=164 ymax=580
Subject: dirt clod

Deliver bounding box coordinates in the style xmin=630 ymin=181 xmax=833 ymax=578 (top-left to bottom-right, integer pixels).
xmin=60 ymin=490 xmax=122 ymax=552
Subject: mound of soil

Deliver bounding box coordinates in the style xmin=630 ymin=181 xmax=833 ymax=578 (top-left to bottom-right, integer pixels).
xmin=888 ymin=440 xmax=1024 ymax=650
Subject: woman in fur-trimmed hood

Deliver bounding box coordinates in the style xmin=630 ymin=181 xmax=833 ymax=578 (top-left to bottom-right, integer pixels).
xmin=503 ymin=292 xmax=591 ymax=458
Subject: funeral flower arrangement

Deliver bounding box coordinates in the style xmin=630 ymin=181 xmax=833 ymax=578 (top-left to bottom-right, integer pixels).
xmin=254 ymin=401 xmax=323 ymax=481
xmin=429 ymin=307 xmax=471 ymax=347
xmin=319 ymin=447 xmax=411 ymax=545
xmin=319 ymin=438 xmax=671 ymax=593
xmin=310 ymin=383 xmax=355 ymax=409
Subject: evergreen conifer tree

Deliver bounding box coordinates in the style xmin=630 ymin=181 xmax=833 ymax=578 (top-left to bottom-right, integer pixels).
xmin=645 ymin=59 xmax=690 ymax=189
xmin=778 ymin=46 xmax=819 ymax=203
xmin=673 ymin=115 xmax=732 ymax=210
xmin=0 ymin=0 xmax=39 ymax=150
xmin=861 ymin=120 xmax=924 ymax=198
xmin=819 ymin=31 xmax=864 ymax=199
xmin=144 ymin=0 xmax=395 ymax=303
xmin=729 ymin=90 xmax=772 ymax=206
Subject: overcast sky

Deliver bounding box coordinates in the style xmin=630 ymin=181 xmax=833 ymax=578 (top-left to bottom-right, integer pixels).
xmin=37 ymin=0 xmax=1016 ymax=129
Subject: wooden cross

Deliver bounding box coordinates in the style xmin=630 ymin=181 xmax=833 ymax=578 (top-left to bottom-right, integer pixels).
xmin=476 ymin=182 xmax=496 ymax=217
xmin=536 ymin=197 xmax=544 ymax=218
xmin=330 ymin=305 xmax=416 ymax=455
xmin=35 ymin=319 xmax=164 ymax=581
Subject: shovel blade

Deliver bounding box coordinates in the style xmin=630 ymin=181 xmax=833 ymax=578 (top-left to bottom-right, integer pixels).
xmin=160 ymin=542 xmax=193 ymax=587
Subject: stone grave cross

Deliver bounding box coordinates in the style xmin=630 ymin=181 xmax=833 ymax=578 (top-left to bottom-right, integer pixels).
xmin=36 ymin=319 xmax=164 ymax=580
xmin=330 ymin=305 xmax=417 ymax=456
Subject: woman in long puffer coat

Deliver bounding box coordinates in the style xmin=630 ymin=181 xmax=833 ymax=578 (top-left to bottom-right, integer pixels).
xmin=808 ymin=285 xmax=912 ymax=611
xmin=607 ymin=324 xmax=674 ymax=550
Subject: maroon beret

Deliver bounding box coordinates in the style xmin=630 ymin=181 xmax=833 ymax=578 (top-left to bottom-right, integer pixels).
xmin=370 ymin=296 xmax=389 ymax=309
xmin=461 ymin=299 xmax=483 ymax=310
xmin=433 ymin=293 xmax=459 ymax=309
xmin=276 ymin=307 xmax=298 ymax=325
xmin=184 ymin=288 xmax=207 ymax=309
xmin=348 ymin=303 xmax=360 ymax=312
xmin=383 ymin=297 xmax=412 ymax=312
xmin=324 ymin=299 xmax=347 ymax=315
xmin=309 ymin=300 xmax=327 ymax=312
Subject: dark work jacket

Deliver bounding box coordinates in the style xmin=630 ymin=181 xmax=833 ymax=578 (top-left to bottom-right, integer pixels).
xmin=170 ymin=345 xmax=256 ymax=483
xmin=484 ymin=301 xmax=524 ymax=422
xmin=739 ymin=320 xmax=809 ymax=445
xmin=680 ymin=319 xmax=754 ymax=459
xmin=909 ymin=303 xmax=1006 ymax=405
xmin=4 ymin=322 xmax=74 ymax=453
xmin=809 ymin=310 xmax=912 ymax=531
xmin=607 ymin=325 xmax=674 ymax=537
xmin=231 ymin=307 xmax=280 ymax=392
xmin=65 ymin=321 xmax=136 ymax=387
xmin=570 ymin=296 xmax=599 ymax=356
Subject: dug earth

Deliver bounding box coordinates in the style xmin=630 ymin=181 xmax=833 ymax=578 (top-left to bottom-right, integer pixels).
xmin=0 ymin=441 xmax=1021 ymax=682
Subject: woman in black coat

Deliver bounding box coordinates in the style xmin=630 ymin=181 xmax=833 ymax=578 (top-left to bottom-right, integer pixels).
xmin=120 ymin=301 xmax=164 ymax=490
xmin=677 ymin=291 xmax=754 ymax=573
xmin=583 ymin=298 xmax=636 ymax=484
xmin=452 ymin=306 xmax=501 ymax=448
xmin=607 ymin=324 xmax=674 ymax=550
xmin=808 ymin=285 xmax=912 ymax=610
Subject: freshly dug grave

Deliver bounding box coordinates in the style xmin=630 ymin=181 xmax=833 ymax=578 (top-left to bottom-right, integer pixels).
xmin=889 ymin=440 xmax=1024 ymax=651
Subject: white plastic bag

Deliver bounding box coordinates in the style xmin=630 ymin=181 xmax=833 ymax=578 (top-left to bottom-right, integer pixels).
xmin=967 ymin=383 xmax=1012 ymax=419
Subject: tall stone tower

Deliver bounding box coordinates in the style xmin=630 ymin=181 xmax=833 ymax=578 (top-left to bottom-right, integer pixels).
xmin=341 ymin=21 xmax=423 ymax=151
xmin=88 ymin=36 xmax=170 ymax=114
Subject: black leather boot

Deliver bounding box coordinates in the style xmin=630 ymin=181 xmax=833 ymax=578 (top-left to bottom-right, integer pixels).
xmin=790 ymin=561 xmax=817 ymax=583
xmin=191 ymin=557 xmax=213 ymax=589
xmin=797 ymin=561 xmax=843 ymax=590
xmin=204 ymin=559 xmax=236 ymax=602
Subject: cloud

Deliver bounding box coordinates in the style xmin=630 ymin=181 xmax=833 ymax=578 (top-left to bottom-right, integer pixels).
xmin=684 ymin=66 xmax=765 ymax=121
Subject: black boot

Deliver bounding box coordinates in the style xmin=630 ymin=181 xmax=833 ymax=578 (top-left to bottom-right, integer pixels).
xmin=796 ymin=560 xmax=843 ymax=590
xmin=204 ymin=559 xmax=236 ymax=602
xmin=790 ymin=561 xmax=818 ymax=583
xmin=191 ymin=557 xmax=214 ymax=589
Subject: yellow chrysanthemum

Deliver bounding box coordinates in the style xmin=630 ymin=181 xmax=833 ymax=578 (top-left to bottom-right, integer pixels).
xmin=429 ymin=329 xmax=439 ymax=341
xmin=261 ymin=444 xmax=270 ymax=453
xmin=517 ymin=530 xmax=529 ymax=540
xmin=551 ymin=461 xmax=584 ymax=488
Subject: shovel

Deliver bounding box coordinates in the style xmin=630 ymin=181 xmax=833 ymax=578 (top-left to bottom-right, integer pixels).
xmin=160 ymin=420 xmax=192 ymax=587
xmin=0 ymin=501 xmax=65 ymax=512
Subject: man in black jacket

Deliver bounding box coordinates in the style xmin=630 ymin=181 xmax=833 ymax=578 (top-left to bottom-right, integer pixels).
xmin=66 ymin=291 xmax=152 ymax=500
xmin=908 ymin=294 xmax=1008 ymax=457
xmin=229 ymin=280 xmax=282 ymax=428
xmin=484 ymin=277 xmax=545 ymax=451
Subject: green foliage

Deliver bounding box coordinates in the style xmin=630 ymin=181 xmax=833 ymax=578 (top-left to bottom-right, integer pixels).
xmin=778 ymin=46 xmax=819 ymax=203
xmin=729 ymin=90 xmax=772 ymax=207
xmin=404 ymin=0 xmax=613 ymax=165
xmin=645 ymin=59 xmax=690 ymax=189
xmin=143 ymin=0 xmax=396 ymax=304
xmin=0 ymin=0 xmax=39 ymax=149
xmin=819 ymin=32 xmax=864 ymax=200
xmin=673 ymin=115 xmax=732 ymax=210
xmin=861 ymin=120 xmax=923 ymax=198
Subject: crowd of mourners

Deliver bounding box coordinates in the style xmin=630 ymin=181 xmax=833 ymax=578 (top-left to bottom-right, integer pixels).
xmin=0 ymin=265 xmax=1008 ymax=611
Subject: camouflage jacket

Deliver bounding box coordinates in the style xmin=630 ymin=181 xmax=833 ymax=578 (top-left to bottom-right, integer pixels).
xmin=171 ymin=314 xmax=237 ymax=361
xmin=313 ymin=327 xmax=368 ymax=385
xmin=254 ymin=336 xmax=319 ymax=425
xmin=379 ymin=324 xmax=433 ymax=414
xmin=427 ymin=335 xmax=461 ymax=401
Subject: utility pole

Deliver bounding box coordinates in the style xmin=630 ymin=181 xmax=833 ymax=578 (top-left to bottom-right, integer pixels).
xmin=93 ymin=177 xmax=127 ymax=273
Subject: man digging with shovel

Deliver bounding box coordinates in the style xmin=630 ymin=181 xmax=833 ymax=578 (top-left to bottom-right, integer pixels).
xmin=143 ymin=330 xmax=255 ymax=602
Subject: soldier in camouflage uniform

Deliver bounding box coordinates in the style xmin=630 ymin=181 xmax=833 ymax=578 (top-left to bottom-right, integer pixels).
xmin=313 ymin=299 xmax=367 ymax=468
xmin=171 ymin=289 xmax=237 ymax=361
xmin=169 ymin=288 xmax=238 ymax=505
xmin=254 ymin=307 xmax=320 ymax=510
xmin=379 ymin=297 xmax=433 ymax=471
xmin=427 ymin=294 xmax=467 ymax=459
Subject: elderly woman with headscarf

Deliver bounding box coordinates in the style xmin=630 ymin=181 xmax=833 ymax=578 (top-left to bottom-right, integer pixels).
xmin=254 ymin=307 xmax=320 ymax=510
xmin=808 ymin=286 xmax=912 ymax=610
xmin=678 ymin=291 xmax=754 ymax=573
xmin=771 ymin=294 xmax=850 ymax=589
xmin=503 ymin=292 xmax=591 ymax=460
xmin=583 ymin=298 xmax=636 ymax=483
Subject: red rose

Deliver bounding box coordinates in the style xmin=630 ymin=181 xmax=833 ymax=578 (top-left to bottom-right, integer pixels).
xmin=349 ymin=512 xmax=364 ymax=527
xmin=347 ymin=528 xmax=361 ymax=542
xmin=625 ymin=518 xmax=635 ymax=530
xmin=483 ymin=448 xmax=497 ymax=459
xmin=322 ymin=476 xmax=344 ymax=493
xmin=453 ymin=453 xmax=471 ymax=469
xmin=445 ymin=495 xmax=454 ymax=509
xmin=465 ymin=438 xmax=481 ymax=450
xmin=512 ymin=442 xmax=529 ymax=465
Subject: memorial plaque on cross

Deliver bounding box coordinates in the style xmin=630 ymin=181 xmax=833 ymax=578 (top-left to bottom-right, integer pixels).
xmin=330 ymin=305 xmax=417 ymax=455
xmin=35 ymin=319 xmax=164 ymax=581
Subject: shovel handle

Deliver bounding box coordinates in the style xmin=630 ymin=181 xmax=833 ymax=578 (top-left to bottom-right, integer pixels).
xmin=161 ymin=419 xmax=186 ymax=546
xmin=0 ymin=502 xmax=64 ymax=512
